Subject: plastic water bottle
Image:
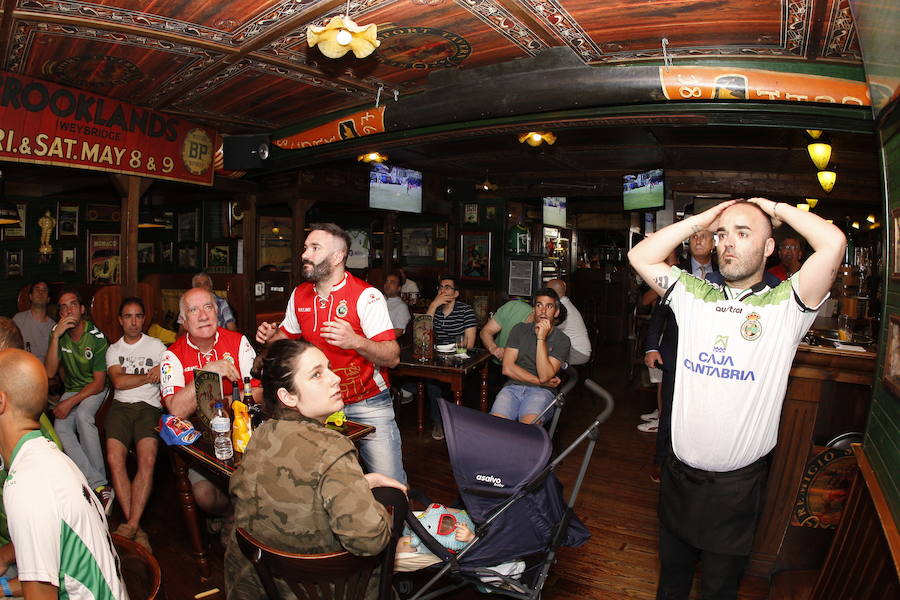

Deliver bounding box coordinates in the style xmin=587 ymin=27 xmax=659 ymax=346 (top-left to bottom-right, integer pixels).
xmin=211 ymin=402 xmax=233 ymax=461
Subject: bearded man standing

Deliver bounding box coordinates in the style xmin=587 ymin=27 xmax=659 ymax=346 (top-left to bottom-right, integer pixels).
xmin=256 ymin=223 xmax=405 ymax=484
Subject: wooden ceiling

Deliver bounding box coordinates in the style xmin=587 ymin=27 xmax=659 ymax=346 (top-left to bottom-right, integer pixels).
xmin=0 ymin=1 xmax=882 ymax=213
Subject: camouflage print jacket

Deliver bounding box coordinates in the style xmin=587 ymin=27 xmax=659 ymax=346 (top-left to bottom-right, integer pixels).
xmin=224 ymin=411 xmax=391 ymax=599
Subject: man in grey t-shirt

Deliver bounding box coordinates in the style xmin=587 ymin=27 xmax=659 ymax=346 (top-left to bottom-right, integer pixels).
xmin=12 ymin=281 xmax=55 ymax=362
xmin=489 ymin=287 xmax=570 ymax=424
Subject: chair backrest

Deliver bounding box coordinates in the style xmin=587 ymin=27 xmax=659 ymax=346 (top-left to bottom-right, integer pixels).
xmin=111 ymin=533 xmax=162 ymax=600
xmin=235 ymin=528 xmax=381 ymax=600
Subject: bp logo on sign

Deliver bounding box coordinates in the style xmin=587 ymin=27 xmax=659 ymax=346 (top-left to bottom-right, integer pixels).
xmin=181 ymin=128 xmax=212 ymax=175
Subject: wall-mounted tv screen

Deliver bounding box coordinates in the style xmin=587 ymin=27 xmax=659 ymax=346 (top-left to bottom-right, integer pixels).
xmin=543 ymin=197 xmax=567 ymax=228
xmin=623 ymin=168 xmax=664 ymax=211
xmin=369 ymin=164 xmax=423 ymax=213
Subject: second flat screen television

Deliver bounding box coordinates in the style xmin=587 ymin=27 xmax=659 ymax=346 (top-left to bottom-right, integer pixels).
xmin=369 ymin=164 xmax=423 ymax=213
xmin=623 ymin=168 xmax=664 ymax=211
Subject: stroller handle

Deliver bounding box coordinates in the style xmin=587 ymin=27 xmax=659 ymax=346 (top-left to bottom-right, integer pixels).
xmin=557 ymin=365 xmax=579 ymax=397
xmin=583 ymin=379 xmax=615 ymax=425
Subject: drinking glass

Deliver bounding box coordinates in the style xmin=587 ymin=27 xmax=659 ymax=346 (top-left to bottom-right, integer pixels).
xmin=455 ymin=334 xmax=467 ymax=356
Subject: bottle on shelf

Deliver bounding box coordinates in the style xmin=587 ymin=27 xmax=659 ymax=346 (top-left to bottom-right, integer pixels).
xmin=211 ymin=402 xmax=234 ymax=461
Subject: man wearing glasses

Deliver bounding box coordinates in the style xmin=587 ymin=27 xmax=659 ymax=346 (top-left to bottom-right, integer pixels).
xmin=767 ymin=236 xmax=804 ymax=281
xmin=423 ymin=275 xmax=478 ymax=439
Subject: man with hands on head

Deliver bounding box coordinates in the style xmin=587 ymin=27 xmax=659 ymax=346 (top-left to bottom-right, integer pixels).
xmin=160 ymin=287 xmax=260 ymax=517
xmin=489 ymin=288 xmax=570 ymax=424
xmin=43 ymin=288 xmax=114 ymax=513
xmin=256 ymin=223 xmax=406 ymax=484
xmin=628 ymin=198 xmax=845 ymax=600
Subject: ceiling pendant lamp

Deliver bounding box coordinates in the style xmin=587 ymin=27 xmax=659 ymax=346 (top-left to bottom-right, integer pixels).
xmin=805 ymin=198 xmax=819 ymax=208
xmin=518 ymin=131 xmax=556 ymax=147
xmin=806 ymin=129 xmax=823 ymax=139
xmin=477 ymin=172 xmax=498 ymax=192
xmin=817 ymin=168 xmax=837 ymax=193
xmin=357 ymin=151 xmax=388 ymax=163
xmin=807 ymin=140 xmax=832 ymax=170
xmin=307 ymin=1 xmax=380 ymax=59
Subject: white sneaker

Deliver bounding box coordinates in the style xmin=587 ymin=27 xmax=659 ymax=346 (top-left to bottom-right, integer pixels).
xmin=640 ymin=409 xmax=659 ymax=421
xmin=637 ymin=419 xmax=659 ymax=433
xmin=400 ymin=390 xmax=414 ymax=405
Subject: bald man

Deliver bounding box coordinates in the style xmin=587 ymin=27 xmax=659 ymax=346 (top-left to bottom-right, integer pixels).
xmin=0 ymin=350 xmax=127 ymax=599
xmin=629 ymin=198 xmax=844 ymax=600
xmin=545 ymin=279 xmax=591 ymax=365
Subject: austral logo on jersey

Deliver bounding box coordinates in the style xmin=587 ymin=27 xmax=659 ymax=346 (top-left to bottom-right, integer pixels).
xmin=683 ymin=335 xmax=755 ymax=381
xmin=375 ymin=27 xmax=471 ymax=69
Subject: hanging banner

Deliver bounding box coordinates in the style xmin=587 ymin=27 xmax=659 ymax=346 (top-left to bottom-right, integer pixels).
xmin=0 ymin=72 xmax=215 ymax=185
xmin=274 ymin=105 xmax=385 ymax=150
xmin=660 ymin=66 xmax=870 ymax=106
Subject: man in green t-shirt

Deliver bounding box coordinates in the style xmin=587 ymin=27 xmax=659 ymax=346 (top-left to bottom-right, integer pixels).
xmin=480 ymin=297 xmax=533 ymax=361
xmin=44 ymin=288 xmax=114 ymax=514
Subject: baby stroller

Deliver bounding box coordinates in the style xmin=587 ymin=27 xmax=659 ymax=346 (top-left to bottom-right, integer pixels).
xmin=402 ymin=379 xmax=615 ymax=599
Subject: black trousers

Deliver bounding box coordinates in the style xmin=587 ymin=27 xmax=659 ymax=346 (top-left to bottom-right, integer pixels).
xmin=653 ymin=368 xmax=675 ymax=465
xmin=656 ymin=455 xmax=768 ymax=600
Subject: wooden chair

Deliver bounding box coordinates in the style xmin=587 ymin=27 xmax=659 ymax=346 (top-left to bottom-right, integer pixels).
xmin=235 ymin=528 xmax=383 ymax=600
xmin=111 ymin=533 xmax=163 ymax=600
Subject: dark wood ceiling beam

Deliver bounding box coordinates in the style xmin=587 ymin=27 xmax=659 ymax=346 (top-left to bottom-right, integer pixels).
xmin=806 ymin=0 xmax=829 ymax=60
xmin=494 ymin=0 xmax=563 ymax=47
xmin=0 ymin=0 xmax=18 ymax=66
xmin=151 ymin=0 xmax=349 ymax=109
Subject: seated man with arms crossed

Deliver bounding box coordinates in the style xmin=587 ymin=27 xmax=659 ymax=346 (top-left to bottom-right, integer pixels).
xmin=105 ymin=297 xmax=166 ymax=551
xmin=161 ymin=287 xmax=260 ymax=519
xmin=490 ymin=288 xmax=570 ymax=424
xmin=0 ymin=349 xmax=127 ymax=599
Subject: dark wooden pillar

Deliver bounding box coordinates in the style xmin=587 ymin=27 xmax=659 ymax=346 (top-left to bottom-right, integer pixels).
xmin=383 ymin=211 xmax=397 ymax=275
xmin=240 ymin=193 xmax=257 ymax=335
xmin=110 ymin=175 xmax=151 ymax=296
xmin=290 ymin=197 xmax=316 ymax=289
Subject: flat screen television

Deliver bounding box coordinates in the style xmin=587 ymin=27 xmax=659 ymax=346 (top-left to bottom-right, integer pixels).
xmin=369 ymin=164 xmax=423 ymax=213
xmin=623 ymin=168 xmax=665 ymax=211
xmin=542 ymin=196 xmax=567 ymax=228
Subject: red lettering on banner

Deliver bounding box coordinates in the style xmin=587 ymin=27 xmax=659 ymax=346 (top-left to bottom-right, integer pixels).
xmin=274 ymin=106 xmax=386 ymax=150
xmin=0 ymin=72 xmax=215 ymax=185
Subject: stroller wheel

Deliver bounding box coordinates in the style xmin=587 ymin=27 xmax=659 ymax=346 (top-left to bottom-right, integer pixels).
xmin=394 ymin=575 xmax=415 ymax=598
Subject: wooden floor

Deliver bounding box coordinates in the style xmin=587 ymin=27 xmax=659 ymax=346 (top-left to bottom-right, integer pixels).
xmin=133 ymin=343 xmax=771 ymax=599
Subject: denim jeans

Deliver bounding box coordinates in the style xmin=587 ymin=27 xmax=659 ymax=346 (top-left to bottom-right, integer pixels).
xmin=343 ymin=389 xmax=407 ymax=485
xmin=490 ymin=383 xmax=554 ymax=423
xmin=55 ymin=389 xmax=108 ymax=490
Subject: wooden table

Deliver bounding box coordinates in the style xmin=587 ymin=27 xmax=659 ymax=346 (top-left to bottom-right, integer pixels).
xmin=391 ymin=346 xmax=492 ymax=434
xmin=166 ymin=419 xmax=374 ymax=579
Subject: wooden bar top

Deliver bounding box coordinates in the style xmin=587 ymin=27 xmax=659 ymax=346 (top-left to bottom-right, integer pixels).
xmin=792 ymin=343 xmax=876 ymax=387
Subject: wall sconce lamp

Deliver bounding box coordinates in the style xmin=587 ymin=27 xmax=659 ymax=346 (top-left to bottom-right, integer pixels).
xmin=867 ymin=214 xmax=876 ymax=223
xmin=817 ymin=167 xmax=837 ymax=193
xmin=357 ymin=152 xmax=388 ymax=163
xmin=806 ymin=129 xmax=823 ymax=139
xmin=518 ymin=131 xmax=556 ymax=147
xmin=807 ymin=138 xmax=832 ymax=170
xmin=851 ymin=221 xmax=860 ymax=229
xmin=307 ymin=7 xmax=380 ymax=59
xmin=805 ymin=198 xmax=819 ymax=209
xmin=796 ymin=203 xmax=810 ymax=211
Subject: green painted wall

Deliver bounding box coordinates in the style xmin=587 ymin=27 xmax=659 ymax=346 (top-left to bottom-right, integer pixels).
xmin=863 ymin=107 xmax=900 ymax=525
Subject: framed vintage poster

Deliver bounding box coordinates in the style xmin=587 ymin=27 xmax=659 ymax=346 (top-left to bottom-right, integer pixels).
xmin=159 ymin=241 xmax=174 ymax=265
xmin=206 ymin=243 xmax=231 ymax=272
xmin=178 ymin=210 xmax=198 ymax=242
xmin=87 ymin=233 xmax=120 ymax=284
xmin=4 ymin=249 xmax=23 ymax=278
xmin=508 ymin=259 xmax=535 ymax=297
xmin=86 ymin=203 xmax=121 ymax=222
xmin=892 ymin=208 xmax=900 ymax=281
xmin=178 ymin=243 xmax=199 ymax=270
xmin=883 ymin=314 xmax=900 ymax=398
xmin=435 ymin=246 xmax=446 ymax=262
xmin=56 ymin=203 xmax=79 ymax=238
xmin=60 ymin=248 xmax=77 ymax=273
xmin=137 ymin=242 xmax=155 ymax=264
xmin=1 ymin=203 xmax=26 ymax=240
xmin=464 ymin=203 xmax=479 ymax=224
xmin=401 ymin=227 xmax=433 ymax=258
xmin=435 ymin=223 xmax=448 ymax=240
xmin=459 ymin=231 xmax=491 ymax=281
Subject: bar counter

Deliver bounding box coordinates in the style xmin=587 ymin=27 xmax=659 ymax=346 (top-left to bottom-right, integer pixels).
xmin=748 ymin=342 xmax=876 ymax=577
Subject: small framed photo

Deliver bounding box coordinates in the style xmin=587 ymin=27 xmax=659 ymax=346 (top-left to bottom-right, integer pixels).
xmin=883 ymin=314 xmax=900 ymax=398
xmin=160 ymin=241 xmax=175 ymax=265
xmin=206 ymin=243 xmax=231 ymax=272
xmin=60 ymin=248 xmax=77 ymax=273
xmin=137 ymin=242 xmax=155 ymax=264
xmin=87 ymin=233 xmax=121 ymax=284
xmin=4 ymin=249 xmax=23 ymax=278
xmin=464 ymin=203 xmax=479 ymax=224
xmin=56 ymin=203 xmax=79 ymax=238
xmin=892 ymin=208 xmax=900 ymax=281
xmin=485 ymin=205 xmax=497 ymax=223
xmin=178 ymin=243 xmax=199 ymax=270
xmin=459 ymin=231 xmax=491 ymax=281
xmin=435 ymin=246 xmax=446 ymax=262
xmin=178 ymin=210 xmax=198 ymax=242
xmin=1 ymin=204 xmax=26 ymax=240
xmin=435 ymin=223 xmax=448 ymax=240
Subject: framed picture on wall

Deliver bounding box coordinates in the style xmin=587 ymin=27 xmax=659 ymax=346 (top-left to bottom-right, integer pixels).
xmin=56 ymin=203 xmax=79 ymax=238
xmin=159 ymin=241 xmax=174 ymax=265
xmin=206 ymin=243 xmax=231 ymax=272
xmin=4 ymin=249 xmax=23 ymax=278
xmin=60 ymin=248 xmax=77 ymax=273
xmin=1 ymin=204 xmax=26 ymax=240
xmin=435 ymin=223 xmax=448 ymax=240
xmin=464 ymin=203 xmax=479 ymax=224
xmin=459 ymin=231 xmax=491 ymax=281
xmin=87 ymin=233 xmax=121 ymax=284
xmin=883 ymin=314 xmax=900 ymax=398
xmin=179 ymin=243 xmax=199 ymax=270
xmin=178 ymin=210 xmax=198 ymax=242
xmin=137 ymin=242 xmax=155 ymax=264
xmin=401 ymin=227 xmax=433 ymax=258
xmin=435 ymin=247 xmax=446 ymax=262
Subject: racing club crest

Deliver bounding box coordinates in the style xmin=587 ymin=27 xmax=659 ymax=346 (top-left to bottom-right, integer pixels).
xmin=740 ymin=312 xmax=762 ymax=341
xmin=336 ymin=299 xmax=349 ymax=318
xmin=84 ymin=347 xmax=93 ymax=360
